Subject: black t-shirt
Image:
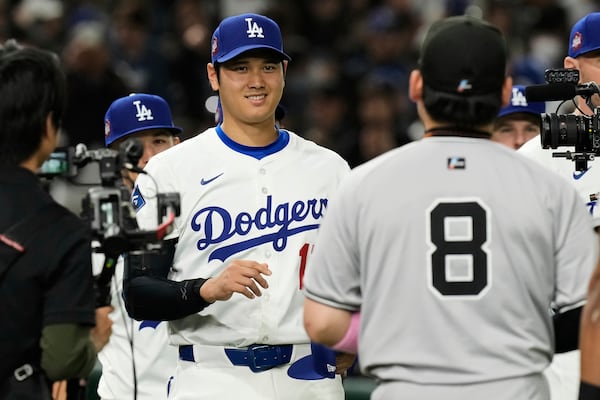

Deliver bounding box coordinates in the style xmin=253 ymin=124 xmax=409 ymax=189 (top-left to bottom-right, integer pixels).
xmin=0 ymin=166 xmax=95 ymax=378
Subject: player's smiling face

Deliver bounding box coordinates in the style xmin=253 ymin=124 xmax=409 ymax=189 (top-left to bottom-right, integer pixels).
xmin=209 ymin=50 xmax=286 ymax=129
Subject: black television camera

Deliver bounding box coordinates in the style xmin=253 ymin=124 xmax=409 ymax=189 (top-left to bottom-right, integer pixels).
xmin=525 ymin=68 xmax=600 ymax=171
xmin=39 ymin=139 xmax=180 ymax=307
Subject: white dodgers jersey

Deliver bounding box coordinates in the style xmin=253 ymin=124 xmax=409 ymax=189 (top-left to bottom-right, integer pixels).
xmin=96 ymin=257 xmax=178 ymax=399
xmin=519 ymin=134 xmax=600 ymax=227
xmin=303 ymin=137 xmax=597 ymax=398
xmin=133 ymin=127 xmax=350 ymax=347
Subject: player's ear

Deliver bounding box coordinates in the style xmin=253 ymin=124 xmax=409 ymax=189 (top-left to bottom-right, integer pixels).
xmin=408 ymin=69 xmax=423 ymax=102
xmin=501 ymin=75 xmax=513 ymax=108
xmin=207 ymin=63 xmax=219 ymax=91
xmin=282 ymin=60 xmax=288 ymax=75
xmin=564 ymin=56 xmax=579 ymax=73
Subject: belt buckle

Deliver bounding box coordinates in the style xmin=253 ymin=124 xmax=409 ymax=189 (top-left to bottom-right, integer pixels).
xmin=14 ymin=364 xmax=33 ymax=382
xmin=247 ymin=344 xmax=279 ymax=372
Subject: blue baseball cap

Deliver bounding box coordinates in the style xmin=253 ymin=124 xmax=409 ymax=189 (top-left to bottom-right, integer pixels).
xmin=497 ymin=85 xmax=545 ymax=118
xmin=569 ymin=12 xmax=600 ymax=58
xmin=287 ymin=343 xmax=336 ymax=380
xmin=104 ymin=93 xmax=182 ymax=146
xmin=210 ymin=13 xmax=291 ymax=65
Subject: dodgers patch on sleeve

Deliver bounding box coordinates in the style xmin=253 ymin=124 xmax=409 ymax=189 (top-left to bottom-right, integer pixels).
xmin=131 ymin=185 xmax=146 ymax=211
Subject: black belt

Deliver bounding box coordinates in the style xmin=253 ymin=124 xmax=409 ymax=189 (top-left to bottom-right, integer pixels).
xmin=179 ymin=344 xmax=293 ymax=373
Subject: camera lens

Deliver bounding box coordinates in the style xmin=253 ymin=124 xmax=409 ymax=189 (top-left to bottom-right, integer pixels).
xmin=540 ymin=113 xmax=589 ymax=149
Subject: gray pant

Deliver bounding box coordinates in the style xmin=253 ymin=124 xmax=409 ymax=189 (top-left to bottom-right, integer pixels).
xmin=371 ymin=374 xmax=550 ymax=400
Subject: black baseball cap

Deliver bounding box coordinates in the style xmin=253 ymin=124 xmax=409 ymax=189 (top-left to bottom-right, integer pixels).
xmin=419 ymin=15 xmax=507 ymax=96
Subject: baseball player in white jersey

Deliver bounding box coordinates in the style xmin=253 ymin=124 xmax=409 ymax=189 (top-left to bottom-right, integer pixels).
xmin=518 ymin=12 xmax=600 ymax=400
xmin=302 ymin=16 xmax=599 ymax=400
xmin=123 ymin=13 xmax=350 ymax=400
xmin=96 ymin=93 xmax=180 ymax=399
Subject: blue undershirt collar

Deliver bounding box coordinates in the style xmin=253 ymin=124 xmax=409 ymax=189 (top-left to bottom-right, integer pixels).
xmin=216 ymin=124 xmax=289 ymax=160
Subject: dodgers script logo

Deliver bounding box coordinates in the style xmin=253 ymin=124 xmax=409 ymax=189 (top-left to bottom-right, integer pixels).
xmin=245 ymin=17 xmax=264 ymax=38
xmin=191 ymin=195 xmax=327 ymax=261
xmin=133 ymin=100 xmax=154 ymax=121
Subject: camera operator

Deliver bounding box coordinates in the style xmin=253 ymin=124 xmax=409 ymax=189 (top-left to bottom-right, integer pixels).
xmin=0 ymin=39 xmax=112 ymax=399
xmin=96 ymin=93 xmax=180 ymax=400
xmin=518 ymin=12 xmax=600 ymax=400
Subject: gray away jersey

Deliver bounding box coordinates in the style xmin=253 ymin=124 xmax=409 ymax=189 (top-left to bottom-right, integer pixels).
xmin=303 ymin=136 xmax=598 ymax=389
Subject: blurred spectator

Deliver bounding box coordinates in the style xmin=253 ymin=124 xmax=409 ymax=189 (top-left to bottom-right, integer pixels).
xmin=108 ymin=0 xmax=170 ymax=99
xmin=303 ymin=81 xmax=360 ymax=165
xmin=60 ymin=21 xmax=130 ymax=147
xmin=165 ymin=0 xmax=215 ymax=138
xmin=525 ymin=0 xmax=569 ymax=70
xmin=500 ymin=0 xmax=569 ymax=86
xmin=292 ymin=0 xmax=352 ymax=51
xmin=355 ymin=82 xmax=411 ymax=165
xmin=352 ymin=5 xmax=419 ymax=87
xmin=10 ymin=0 xmax=65 ymax=51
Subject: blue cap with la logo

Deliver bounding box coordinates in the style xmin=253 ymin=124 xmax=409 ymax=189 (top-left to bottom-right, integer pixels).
xmin=497 ymin=85 xmax=546 ymax=118
xmin=104 ymin=93 xmax=183 ymax=146
xmin=211 ymin=13 xmax=291 ymax=64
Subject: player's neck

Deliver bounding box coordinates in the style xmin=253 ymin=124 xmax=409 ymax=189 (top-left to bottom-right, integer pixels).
xmin=220 ymin=120 xmax=279 ymax=147
xmin=423 ymin=125 xmax=492 ymax=139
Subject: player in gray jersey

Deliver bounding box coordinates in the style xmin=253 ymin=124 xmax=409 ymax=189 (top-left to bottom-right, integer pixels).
xmin=302 ymin=16 xmax=598 ymax=400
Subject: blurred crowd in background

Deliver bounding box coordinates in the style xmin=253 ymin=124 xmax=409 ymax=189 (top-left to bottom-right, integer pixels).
xmin=2 ymin=0 xmax=599 ymax=168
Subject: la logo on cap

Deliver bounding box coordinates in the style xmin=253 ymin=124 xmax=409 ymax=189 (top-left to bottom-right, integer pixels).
xmin=134 ymin=100 xmax=154 ymax=122
xmin=245 ymin=17 xmax=264 ymax=38
xmin=511 ymin=87 xmax=528 ymax=107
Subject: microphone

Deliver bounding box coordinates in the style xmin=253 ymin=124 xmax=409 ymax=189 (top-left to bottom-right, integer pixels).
xmin=525 ymin=82 xmax=600 ymax=102
xmin=525 ymin=83 xmax=576 ymax=102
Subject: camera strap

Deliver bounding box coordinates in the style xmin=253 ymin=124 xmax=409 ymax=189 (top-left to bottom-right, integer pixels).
xmin=0 ymin=203 xmax=66 ymax=283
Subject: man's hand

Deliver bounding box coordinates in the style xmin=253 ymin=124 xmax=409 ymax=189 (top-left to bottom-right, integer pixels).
xmin=335 ymin=352 xmax=357 ymax=376
xmin=51 ymin=380 xmax=67 ymax=400
xmin=91 ymin=306 xmax=113 ymax=352
xmin=200 ymin=260 xmax=271 ymax=302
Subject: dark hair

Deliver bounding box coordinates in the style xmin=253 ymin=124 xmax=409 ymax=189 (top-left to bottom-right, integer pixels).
xmin=493 ymin=112 xmax=541 ymax=130
xmin=422 ymin=84 xmax=503 ymax=128
xmin=0 ymin=39 xmax=66 ymax=166
xmin=214 ymin=48 xmax=286 ymax=82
